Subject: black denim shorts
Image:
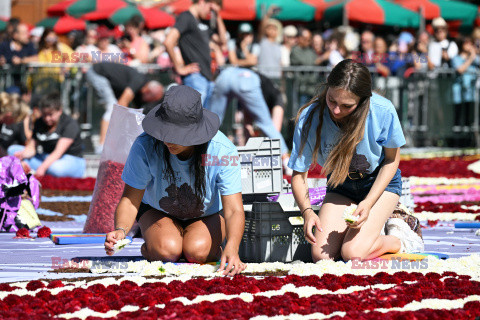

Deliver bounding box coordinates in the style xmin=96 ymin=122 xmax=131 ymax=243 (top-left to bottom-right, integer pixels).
xmin=136 ymin=202 xmax=223 ymax=225
xmin=136 ymin=202 xmax=155 ymax=222
xmin=326 ymin=168 xmax=403 ymax=203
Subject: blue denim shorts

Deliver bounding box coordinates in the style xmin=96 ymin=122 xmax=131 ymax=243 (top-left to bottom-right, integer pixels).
xmin=326 ymin=168 xmax=402 ymax=204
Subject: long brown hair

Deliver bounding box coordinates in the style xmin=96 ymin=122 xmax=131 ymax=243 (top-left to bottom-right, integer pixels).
xmin=295 ymin=59 xmax=372 ymax=188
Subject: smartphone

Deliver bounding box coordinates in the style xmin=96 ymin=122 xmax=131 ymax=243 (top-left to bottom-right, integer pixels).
xmin=271 ymin=7 xmax=282 ymax=16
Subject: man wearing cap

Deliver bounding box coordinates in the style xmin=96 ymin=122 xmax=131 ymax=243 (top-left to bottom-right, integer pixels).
xmin=281 ymin=25 xmax=298 ymax=67
xmin=164 ymin=0 xmax=227 ymax=107
xmin=227 ymin=23 xmax=260 ymax=68
xmin=428 ymin=17 xmax=458 ymax=69
xmin=86 ymin=62 xmax=164 ymax=152
xmin=105 ymin=85 xmax=246 ymax=276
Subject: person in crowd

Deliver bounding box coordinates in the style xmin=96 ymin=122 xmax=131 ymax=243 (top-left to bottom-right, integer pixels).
xmin=37 ymin=28 xmax=73 ymax=64
xmin=428 ymin=17 xmax=458 ymax=69
xmin=290 ymin=27 xmax=319 ymax=106
xmin=35 ymin=28 xmax=74 ymax=91
xmin=312 ymin=33 xmax=330 ymax=66
xmin=75 ymin=28 xmax=99 ymax=63
xmin=2 ymin=17 xmax=20 ymax=42
xmin=257 ymin=6 xmax=283 ymax=82
xmin=209 ymin=33 xmax=227 ymax=75
xmin=359 ymin=30 xmax=375 ymax=65
xmin=472 ymin=27 xmax=480 ymax=56
xmin=29 ymin=27 xmax=44 ymax=51
xmin=410 ymin=31 xmax=433 ymax=71
xmin=373 ymin=36 xmax=391 ymax=77
xmin=327 ymin=30 xmax=348 ymax=67
xmin=96 ymin=26 xmax=123 ymax=62
xmin=0 ymin=23 xmax=37 ymax=67
xmin=86 ymin=62 xmax=164 ymax=153
xmin=290 ymin=28 xmax=317 ymax=65
xmin=451 ymin=36 xmax=479 ymax=135
xmin=124 ymin=16 xmax=149 ymax=65
xmin=0 ymin=92 xmax=30 ymax=157
xmin=227 ymin=22 xmax=260 ymax=68
xmin=104 ymin=85 xmax=245 ymax=276
xmin=281 ymin=25 xmax=297 ymax=67
xmin=9 ymin=92 xmax=85 ymax=178
xmin=67 ymin=30 xmax=84 ymax=51
xmin=288 ymin=59 xmax=423 ymax=262
xmin=207 ymin=66 xmax=291 ymax=174
xmin=388 ymin=32 xmax=416 ymax=77
xmin=164 ymin=0 xmax=227 ymax=107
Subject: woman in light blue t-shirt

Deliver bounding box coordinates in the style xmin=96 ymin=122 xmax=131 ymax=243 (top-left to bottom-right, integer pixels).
xmin=104 ymin=85 xmax=245 ymax=276
xmin=288 ymin=59 xmax=424 ymax=263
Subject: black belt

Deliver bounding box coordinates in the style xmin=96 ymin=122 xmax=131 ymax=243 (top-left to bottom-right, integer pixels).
xmin=347 ymin=171 xmax=367 ymax=180
xmin=347 ymin=165 xmax=382 ymax=180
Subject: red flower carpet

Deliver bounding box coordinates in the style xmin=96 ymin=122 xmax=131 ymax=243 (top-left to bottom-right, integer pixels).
xmin=1 ymin=272 xmax=480 ymax=319
xmin=3 ymin=154 xmax=479 ymax=319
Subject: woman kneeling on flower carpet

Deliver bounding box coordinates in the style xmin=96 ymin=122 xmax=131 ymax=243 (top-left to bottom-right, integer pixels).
xmin=288 ymin=59 xmax=424 ymax=262
xmin=105 ymin=85 xmax=246 ymax=276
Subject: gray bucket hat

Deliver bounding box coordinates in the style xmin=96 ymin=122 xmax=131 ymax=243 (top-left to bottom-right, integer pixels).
xmin=142 ymin=85 xmax=220 ymax=146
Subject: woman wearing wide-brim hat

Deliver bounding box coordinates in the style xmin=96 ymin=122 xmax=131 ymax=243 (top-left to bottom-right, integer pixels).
xmin=104 ymin=85 xmax=246 ymax=276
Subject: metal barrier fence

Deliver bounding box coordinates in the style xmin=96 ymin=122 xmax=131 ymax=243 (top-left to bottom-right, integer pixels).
xmin=1 ymin=63 xmax=479 ymax=151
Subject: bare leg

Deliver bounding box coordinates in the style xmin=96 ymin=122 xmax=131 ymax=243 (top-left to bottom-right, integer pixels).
xmin=183 ymin=214 xmax=226 ymax=263
xmin=341 ymin=192 xmax=401 ymax=261
xmin=99 ymin=119 xmax=109 ymax=146
xmin=271 ymin=105 xmax=284 ymax=132
xmin=311 ymin=192 xmax=355 ymax=261
xmin=138 ymin=209 xmax=183 ymax=262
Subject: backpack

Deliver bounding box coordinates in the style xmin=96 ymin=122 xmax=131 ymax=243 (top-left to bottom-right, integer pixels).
xmin=0 ymin=156 xmax=41 ymax=232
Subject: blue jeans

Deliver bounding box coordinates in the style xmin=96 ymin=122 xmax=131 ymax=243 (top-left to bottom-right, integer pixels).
xmin=208 ymin=67 xmax=288 ymax=154
xmin=86 ymin=67 xmax=117 ymax=121
xmin=8 ymin=145 xmax=86 ymax=178
xmin=182 ymin=73 xmax=215 ymax=108
xmin=326 ymin=168 xmax=402 ymax=203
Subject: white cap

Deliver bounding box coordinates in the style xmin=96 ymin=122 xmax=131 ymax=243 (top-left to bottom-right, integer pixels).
xmin=432 ymin=17 xmax=447 ymax=29
xmin=30 ymin=27 xmax=44 ymax=38
xmin=283 ymin=25 xmax=297 ymax=37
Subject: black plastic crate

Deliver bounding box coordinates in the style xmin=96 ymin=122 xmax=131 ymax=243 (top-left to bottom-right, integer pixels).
xmin=240 ymin=202 xmax=312 ymax=263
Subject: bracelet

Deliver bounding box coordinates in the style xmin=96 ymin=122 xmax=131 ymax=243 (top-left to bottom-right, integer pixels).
xmin=301 ymin=207 xmax=314 ymax=217
xmin=115 ymin=227 xmax=127 ymax=238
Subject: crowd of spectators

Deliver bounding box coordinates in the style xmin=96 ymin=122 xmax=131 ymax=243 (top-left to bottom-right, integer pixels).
xmin=2 ymin=8 xmax=479 ymax=80
xmin=1 ymin=0 xmax=480 ymax=176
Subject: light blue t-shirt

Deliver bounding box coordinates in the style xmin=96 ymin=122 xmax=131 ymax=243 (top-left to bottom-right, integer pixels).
xmin=451 ymin=55 xmax=480 ymax=104
xmin=288 ymin=93 xmax=406 ymax=174
xmin=122 ymin=131 xmax=242 ymax=220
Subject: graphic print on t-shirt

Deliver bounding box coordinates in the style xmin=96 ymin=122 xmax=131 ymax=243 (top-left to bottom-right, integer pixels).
xmin=349 ymin=151 xmax=369 ymax=173
xmin=159 ymin=183 xmax=204 ymax=219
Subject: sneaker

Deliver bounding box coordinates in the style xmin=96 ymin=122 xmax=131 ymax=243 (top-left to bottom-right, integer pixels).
xmin=386 ymin=218 xmax=424 ymax=253
xmin=390 ymin=203 xmax=423 ymax=240
xmin=94 ymin=144 xmax=104 ymax=155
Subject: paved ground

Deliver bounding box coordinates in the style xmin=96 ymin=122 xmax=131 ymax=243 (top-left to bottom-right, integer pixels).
xmin=0 ymin=219 xmax=479 ymax=283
